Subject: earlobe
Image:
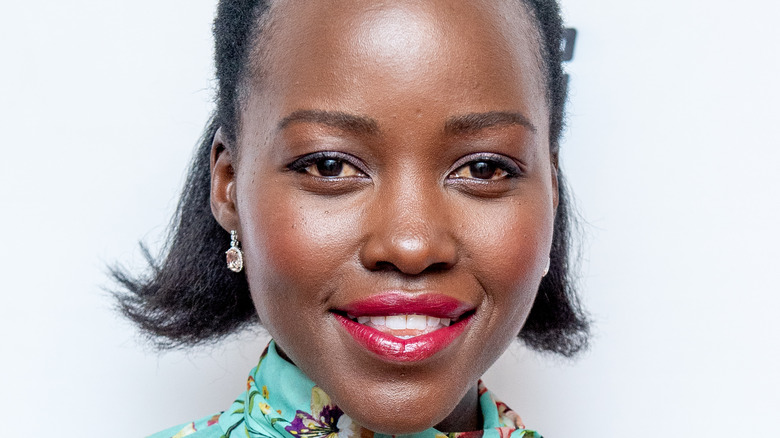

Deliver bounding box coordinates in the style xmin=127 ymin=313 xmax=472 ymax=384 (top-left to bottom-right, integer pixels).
xmin=210 ymin=127 xmax=239 ymax=232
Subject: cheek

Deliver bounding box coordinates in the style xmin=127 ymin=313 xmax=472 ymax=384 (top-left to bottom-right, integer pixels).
xmin=236 ymin=180 xmax=364 ymax=320
xmin=461 ymin=197 xmax=554 ymax=323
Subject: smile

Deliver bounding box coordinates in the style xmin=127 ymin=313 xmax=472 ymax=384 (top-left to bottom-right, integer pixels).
xmin=332 ymin=292 xmax=475 ymax=362
xmin=348 ymin=314 xmax=452 ymax=339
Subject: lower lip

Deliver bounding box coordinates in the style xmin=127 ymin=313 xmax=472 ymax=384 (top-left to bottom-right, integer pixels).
xmin=334 ymin=314 xmax=472 ymax=362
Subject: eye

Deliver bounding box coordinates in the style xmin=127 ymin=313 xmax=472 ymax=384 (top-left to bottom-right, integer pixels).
xmin=304 ymin=158 xmax=363 ymax=177
xmin=287 ymin=152 xmax=366 ymax=178
xmin=448 ymin=158 xmax=516 ymax=181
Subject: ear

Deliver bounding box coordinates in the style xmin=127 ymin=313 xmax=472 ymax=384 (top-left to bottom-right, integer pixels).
xmin=210 ymin=127 xmax=239 ymax=232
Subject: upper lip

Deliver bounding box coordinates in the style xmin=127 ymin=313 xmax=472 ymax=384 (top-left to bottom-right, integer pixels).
xmin=334 ymin=292 xmax=475 ymax=320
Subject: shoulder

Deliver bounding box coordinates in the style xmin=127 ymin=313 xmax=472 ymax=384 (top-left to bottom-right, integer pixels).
xmin=146 ymin=413 xmax=223 ymax=438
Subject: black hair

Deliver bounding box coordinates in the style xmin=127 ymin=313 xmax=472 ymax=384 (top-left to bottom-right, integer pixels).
xmin=112 ymin=0 xmax=589 ymax=357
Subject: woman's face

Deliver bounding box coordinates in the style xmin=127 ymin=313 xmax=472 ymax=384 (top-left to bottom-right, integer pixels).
xmin=212 ymin=0 xmax=555 ymax=434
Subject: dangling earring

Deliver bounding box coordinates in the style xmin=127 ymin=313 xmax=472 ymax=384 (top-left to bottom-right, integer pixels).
xmin=542 ymin=257 xmax=551 ymax=277
xmin=226 ymin=230 xmax=244 ymax=273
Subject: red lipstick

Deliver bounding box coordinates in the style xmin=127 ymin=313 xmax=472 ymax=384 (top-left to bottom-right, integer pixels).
xmin=338 ymin=292 xmax=473 ymax=318
xmin=333 ymin=293 xmax=474 ymax=362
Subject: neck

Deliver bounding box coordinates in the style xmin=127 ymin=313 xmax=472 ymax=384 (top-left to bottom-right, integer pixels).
xmin=434 ymin=383 xmax=481 ymax=432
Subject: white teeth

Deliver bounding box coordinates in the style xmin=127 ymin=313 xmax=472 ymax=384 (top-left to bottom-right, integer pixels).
xmin=385 ymin=315 xmax=406 ymax=330
xmin=355 ymin=314 xmax=454 ymax=331
xmin=407 ymin=314 xmax=427 ymax=330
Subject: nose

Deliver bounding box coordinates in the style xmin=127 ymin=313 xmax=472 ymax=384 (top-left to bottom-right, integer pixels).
xmin=359 ymin=178 xmax=459 ymax=275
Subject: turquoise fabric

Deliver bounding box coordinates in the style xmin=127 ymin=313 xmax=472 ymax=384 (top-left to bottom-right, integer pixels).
xmin=148 ymin=341 xmax=541 ymax=438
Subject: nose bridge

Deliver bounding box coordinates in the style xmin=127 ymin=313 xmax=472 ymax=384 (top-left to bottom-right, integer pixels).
xmin=360 ymin=170 xmax=458 ymax=275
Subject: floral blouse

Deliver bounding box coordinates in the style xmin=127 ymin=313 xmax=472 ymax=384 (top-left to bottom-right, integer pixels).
xmin=148 ymin=342 xmax=542 ymax=438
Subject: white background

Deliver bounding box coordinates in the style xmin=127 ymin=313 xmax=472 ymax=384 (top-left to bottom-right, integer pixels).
xmin=1 ymin=0 xmax=778 ymax=436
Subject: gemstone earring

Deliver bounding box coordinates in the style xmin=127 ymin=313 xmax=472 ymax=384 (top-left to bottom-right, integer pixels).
xmin=226 ymin=230 xmax=244 ymax=273
xmin=543 ymin=257 xmax=551 ymax=277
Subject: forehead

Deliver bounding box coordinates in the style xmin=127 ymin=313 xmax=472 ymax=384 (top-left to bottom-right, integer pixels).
xmin=244 ymin=0 xmax=547 ymax=132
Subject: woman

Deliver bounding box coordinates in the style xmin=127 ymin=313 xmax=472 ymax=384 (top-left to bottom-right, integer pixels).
xmin=114 ymin=0 xmax=589 ymax=436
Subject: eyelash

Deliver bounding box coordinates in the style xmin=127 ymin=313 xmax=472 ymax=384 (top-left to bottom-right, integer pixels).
xmin=287 ymin=151 xmax=367 ymax=178
xmin=447 ymin=154 xmax=523 ymax=181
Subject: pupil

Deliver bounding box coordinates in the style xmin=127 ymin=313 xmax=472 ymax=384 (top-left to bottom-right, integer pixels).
xmin=470 ymin=161 xmax=496 ymax=179
xmin=317 ymin=159 xmax=343 ymax=177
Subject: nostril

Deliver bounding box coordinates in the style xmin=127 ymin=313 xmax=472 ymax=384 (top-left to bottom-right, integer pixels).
xmin=372 ymin=261 xmax=398 ymax=272
xmin=424 ymin=262 xmax=451 ymax=273
xmin=368 ymin=260 xmax=452 ymax=274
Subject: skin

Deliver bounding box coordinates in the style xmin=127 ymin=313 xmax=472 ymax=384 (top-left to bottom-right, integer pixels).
xmin=211 ymin=0 xmax=557 ymax=434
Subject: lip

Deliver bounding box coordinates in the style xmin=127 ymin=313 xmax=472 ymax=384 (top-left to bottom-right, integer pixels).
xmin=333 ymin=292 xmax=475 ymax=362
xmin=337 ymin=292 xmax=473 ymax=318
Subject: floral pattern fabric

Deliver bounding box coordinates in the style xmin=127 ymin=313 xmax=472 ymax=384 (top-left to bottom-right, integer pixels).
xmin=147 ymin=341 xmax=542 ymax=438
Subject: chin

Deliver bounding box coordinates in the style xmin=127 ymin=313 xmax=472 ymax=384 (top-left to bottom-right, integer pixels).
xmin=339 ymin=396 xmax=454 ymax=435
xmin=318 ymin=364 xmax=478 ymax=435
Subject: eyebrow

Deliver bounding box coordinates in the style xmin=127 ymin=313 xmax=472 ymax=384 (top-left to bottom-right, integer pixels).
xmin=277 ymin=109 xmax=380 ymax=136
xmin=444 ymin=111 xmax=537 ymax=135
